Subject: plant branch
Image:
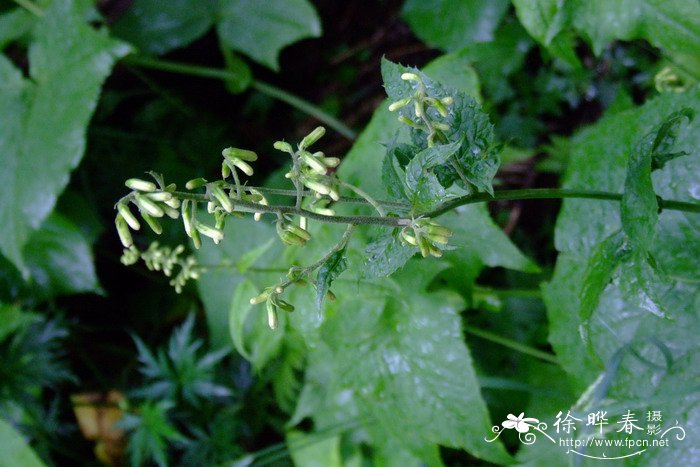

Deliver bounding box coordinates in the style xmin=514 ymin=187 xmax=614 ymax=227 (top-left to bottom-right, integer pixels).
xmin=339 ymin=181 xmax=386 ymax=216
xmin=464 ymin=325 xmax=558 ymax=364
xmin=122 ymin=55 xmax=356 ymax=140
xmin=12 ymin=0 xmax=43 ymax=16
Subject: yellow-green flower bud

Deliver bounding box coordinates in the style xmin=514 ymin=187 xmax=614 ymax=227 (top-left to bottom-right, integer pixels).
xmin=231 ymin=158 xmax=254 ymax=176
xmin=196 ymin=223 xmax=224 ymax=243
xmin=135 ymin=194 xmax=164 ymax=218
xmin=125 ymin=178 xmax=157 ymax=192
xmin=398 ymin=115 xmax=421 ymax=129
xmin=162 ymin=204 xmax=180 ymax=220
xmin=276 ymin=299 xmax=295 ymax=312
xmin=440 ymin=96 xmax=454 ymax=106
xmin=141 ymin=212 xmax=163 ymax=235
xmin=300 ymin=126 xmax=326 ymax=149
xmin=433 ymin=122 xmax=450 ymax=131
xmin=266 ymin=299 xmax=278 ymax=329
xmin=211 ymin=185 xmax=234 ymax=213
xmin=286 ymin=224 xmax=311 ymax=241
xmin=181 ymin=200 xmax=193 ymax=237
xmin=400 ymin=230 xmax=418 ymax=246
xmin=418 ymin=235 xmax=431 ymax=258
xmin=400 ymin=72 xmax=421 ymax=82
xmin=301 ymin=151 xmax=327 ymax=174
xmin=250 ymin=289 xmax=271 ymax=304
xmin=115 ymin=215 xmax=133 ymax=248
xmin=145 ymin=191 xmax=172 ymax=202
xmin=388 ymin=97 xmax=411 ymax=112
xmin=185 ymin=178 xmax=208 ymax=190
xmin=322 ymin=156 xmax=341 ymax=168
xmin=191 ymin=228 xmax=202 ymax=250
xmin=222 ymin=147 xmax=258 ymax=162
xmin=273 ymin=141 xmax=294 ymax=153
xmin=302 ymin=178 xmax=331 ymax=195
xmin=429 ymin=244 xmax=443 ymax=257
xmin=414 ymin=100 xmax=423 ymax=118
xmin=221 ymin=161 xmax=231 ymax=179
xmin=164 ymin=197 xmax=181 ymax=209
xmin=117 ymin=203 xmax=140 ymax=230
xmin=426 ymin=223 xmax=453 ymax=237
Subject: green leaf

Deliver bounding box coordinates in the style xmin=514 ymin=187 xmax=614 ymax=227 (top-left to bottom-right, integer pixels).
xmin=0 ymin=0 xmax=130 ymax=274
xmin=404 ymin=141 xmax=461 ymax=212
xmin=315 ymin=249 xmax=347 ymax=311
xmin=0 ymin=419 xmax=45 ymax=467
xmin=0 ymin=303 xmax=40 ymax=341
xmin=511 ymin=0 xmax=581 ymax=67
xmin=23 ymin=213 xmax=101 ymax=299
xmin=381 ymin=139 xmax=410 ymax=201
xmin=380 ymin=58 xmax=500 ymax=194
xmin=112 ymin=0 xmax=216 ymax=55
xmin=622 ymin=133 xmax=659 ymax=250
xmin=402 ymin=0 xmax=510 ymax=51
xmin=320 ymin=260 xmax=512 ymax=464
xmin=217 ymin=0 xmax=321 ymax=71
xmin=121 ymin=401 xmax=185 ymax=467
xmin=578 ymin=230 xmax=628 ymax=323
xmin=650 ymin=108 xmax=695 ymax=170
xmin=0 ymin=8 xmax=34 ymax=49
xmin=546 ymin=90 xmax=700 ymax=459
xmin=287 ymin=430 xmax=342 ymax=467
xmin=363 ymin=231 xmax=416 ymax=279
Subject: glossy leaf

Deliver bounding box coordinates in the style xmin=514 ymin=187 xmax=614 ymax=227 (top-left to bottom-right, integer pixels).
xmin=402 ymin=0 xmax=510 ymax=51
xmin=23 ymin=213 xmax=101 ymax=299
xmin=217 ymin=0 xmax=321 ymax=71
xmin=0 ymin=0 xmax=130 ymax=274
xmin=381 ymin=139 xmax=410 ymax=202
xmin=363 ymin=231 xmax=416 ymax=279
xmin=112 ymin=0 xmax=216 ymax=55
xmin=404 ymin=141 xmax=461 ymax=212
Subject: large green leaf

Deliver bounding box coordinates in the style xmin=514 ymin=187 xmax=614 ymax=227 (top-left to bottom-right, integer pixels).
xmin=318 ymin=260 xmax=512 ymax=465
xmin=402 ymin=0 xmax=510 ymax=51
xmin=0 ymin=0 xmax=130 ymax=274
xmin=217 ymin=0 xmax=321 ymax=70
xmin=0 ymin=420 xmax=45 ymax=467
xmin=514 ymin=0 xmax=700 ymax=78
xmin=545 ymin=90 xmax=700 ymax=461
xmin=112 ymin=0 xmax=216 ymax=55
xmin=23 ymin=213 xmax=101 ymax=299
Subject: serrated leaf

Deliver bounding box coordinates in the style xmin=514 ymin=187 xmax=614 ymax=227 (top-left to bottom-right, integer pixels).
xmin=315 ymin=249 xmax=347 ymax=311
xmin=404 ymin=141 xmax=461 ymax=212
xmin=579 ymin=230 xmax=628 ymax=323
xmin=23 ymin=213 xmax=101 ymax=299
xmin=381 ymin=58 xmax=500 ymax=195
xmin=217 ymin=0 xmax=321 ymax=71
xmin=546 ymin=90 xmax=700 ymax=461
xmin=402 ymin=0 xmax=510 ymax=51
xmin=0 ymin=0 xmax=130 ymax=274
xmin=363 ymin=232 xmax=416 ymax=279
xmin=112 ymin=0 xmax=216 ymax=55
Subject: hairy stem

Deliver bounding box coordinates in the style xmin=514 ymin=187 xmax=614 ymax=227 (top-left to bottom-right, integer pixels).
xmin=339 ymin=181 xmax=386 ymax=216
xmin=122 ymin=55 xmax=356 ymax=140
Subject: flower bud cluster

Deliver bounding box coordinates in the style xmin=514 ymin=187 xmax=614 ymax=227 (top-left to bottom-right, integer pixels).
xmin=388 ymin=72 xmax=455 ymax=147
xmin=249 ymin=286 xmax=295 ymax=330
xmin=120 ymin=242 xmax=204 ymax=294
xmin=399 ymin=218 xmax=453 ymax=258
xmin=115 ymin=177 xmax=181 ymax=248
xmin=275 ymin=127 xmax=341 ymax=201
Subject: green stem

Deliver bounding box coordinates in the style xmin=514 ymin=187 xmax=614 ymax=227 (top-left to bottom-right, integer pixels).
xmin=425 ymin=188 xmax=700 ymax=217
xmin=12 ymin=0 xmax=43 ymax=16
xmin=464 ymin=325 xmax=558 ymax=364
xmin=122 ymin=55 xmax=356 ymax=140
xmin=340 ymin=181 xmax=386 ymax=216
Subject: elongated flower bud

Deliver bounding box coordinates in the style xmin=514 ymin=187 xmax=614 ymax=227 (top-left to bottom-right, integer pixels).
xmin=417 ymin=235 xmax=431 ymax=258
xmin=286 ymin=224 xmax=311 ymax=241
xmin=222 ymin=147 xmax=258 ymax=162
xmin=211 ymin=185 xmax=234 ymax=213
xmin=164 ymin=197 xmax=181 ymax=209
xmin=388 ymin=97 xmax=411 ymax=112
xmin=302 ymin=178 xmax=331 ymax=195
xmin=191 ymin=228 xmax=202 ymax=250
xmin=328 ymin=187 xmax=340 ymax=201
xmin=398 ymin=115 xmax=422 ymax=129
xmin=401 ymin=231 xmax=418 ymax=246
xmin=250 ymin=289 xmax=271 ymax=304
xmin=117 ymin=204 xmax=140 ymax=230
xmin=125 ymin=178 xmax=157 ymax=192
xmin=280 ymin=231 xmax=307 ymax=246
xmin=162 ymin=204 xmax=180 ymax=220
xmin=429 ymin=245 xmax=443 ymax=257
xmin=221 ymin=161 xmax=231 ymax=179
xmin=196 ymin=223 xmax=224 ymax=243
xmin=433 ymin=122 xmax=450 ymax=131
xmin=301 ymin=151 xmax=327 ymax=174
xmin=414 ymin=100 xmax=423 ymax=118
xmin=145 ymin=191 xmax=172 ymax=202
xmin=115 ymin=215 xmax=133 ymax=248
xmin=231 ymin=158 xmax=254 ymax=176
xmin=266 ymin=300 xmax=278 ymax=329
xmin=135 ymin=194 xmax=164 ymax=218
xmin=141 ymin=212 xmax=163 ymax=235
xmin=441 ymin=96 xmax=454 ymax=106
xmin=276 ymin=299 xmax=295 ymax=312
xmin=273 ymin=141 xmax=294 ymax=153
xmin=186 ymin=178 xmax=208 ymax=190
xmin=322 ymin=156 xmax=341 ymax=168
xmin=426 ymin=224 xmax=453 ymax=237
xmin=181 ymin=200 xmax=193 ymax=237
xmin=300 ymin=126 xmax=325 ymax=149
